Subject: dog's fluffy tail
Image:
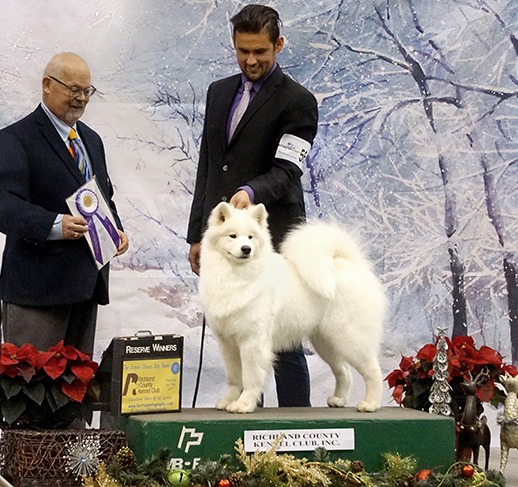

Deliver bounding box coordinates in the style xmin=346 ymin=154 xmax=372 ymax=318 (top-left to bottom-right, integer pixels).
xmin=280 ymin=221 xmax=370 ymax=299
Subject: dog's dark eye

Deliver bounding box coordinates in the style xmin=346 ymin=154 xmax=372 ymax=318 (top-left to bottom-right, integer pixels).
xmin=229 ymin=234 xmax=237 ymax=239
xmin=248 ymin=235 xmax=253 ymax=239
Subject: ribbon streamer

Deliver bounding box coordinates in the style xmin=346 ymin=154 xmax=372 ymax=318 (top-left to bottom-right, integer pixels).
xmin=75 ymin=188 xmax=120 ymax=266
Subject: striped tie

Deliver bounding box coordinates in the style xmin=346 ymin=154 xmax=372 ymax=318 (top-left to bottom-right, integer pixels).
xmin=68 ymin=128 xmax=90 ymax=180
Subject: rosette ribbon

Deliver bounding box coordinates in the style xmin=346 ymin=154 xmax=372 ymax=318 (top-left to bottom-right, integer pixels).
xmin=75 ymin=188 xmax=120 ymax=266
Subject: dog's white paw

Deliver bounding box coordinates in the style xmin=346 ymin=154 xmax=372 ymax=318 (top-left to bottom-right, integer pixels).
xmin=327 ymin=396 xmax=346 ymax=408
xmin=216 ymin=398 xmax=232 ymax=410
xmin=226 ymin=400 xmax=257 ymax=414
xmin=356 ymin=400 xmax=380 ymax=412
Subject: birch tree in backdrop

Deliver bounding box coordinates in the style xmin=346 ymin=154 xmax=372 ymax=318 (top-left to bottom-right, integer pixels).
xmin=300 ymin=0 xmax=517 ymax=358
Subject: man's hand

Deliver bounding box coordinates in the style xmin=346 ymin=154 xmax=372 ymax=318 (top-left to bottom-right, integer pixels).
xmin=189 ymin=242 xmax=201 ymax=276
xmin=230 ymin=189 xmax=251 ymax=209
xmin=62 ymin=214 xmax=88 ymax=240
xmin=116 ymin=230 xmax=129 ymax=256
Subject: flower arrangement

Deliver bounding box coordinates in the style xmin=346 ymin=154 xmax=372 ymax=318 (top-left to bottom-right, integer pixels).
xmin=385 ymin=335 xmax=518 ymax=419
xmin=0 ymin=340 xmax=99 ymax=429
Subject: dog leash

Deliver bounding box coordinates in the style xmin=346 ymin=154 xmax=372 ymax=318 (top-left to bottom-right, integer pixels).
xmin=191 ymin=315 xmax=207 ymax=407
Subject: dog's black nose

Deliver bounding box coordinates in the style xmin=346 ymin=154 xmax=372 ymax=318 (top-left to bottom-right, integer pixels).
xmin=241 ymin=245 xmax=251 ymax=255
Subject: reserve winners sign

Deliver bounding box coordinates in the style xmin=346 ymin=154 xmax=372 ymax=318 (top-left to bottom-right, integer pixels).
xmin=97 ymin=333 xmax=183 ymax=415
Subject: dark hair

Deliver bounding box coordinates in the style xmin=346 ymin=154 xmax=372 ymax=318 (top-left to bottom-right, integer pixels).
xmin=231 ymin=4 xmax=282 ymax=44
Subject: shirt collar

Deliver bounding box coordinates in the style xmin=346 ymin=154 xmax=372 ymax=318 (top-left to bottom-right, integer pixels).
xmin=241 ymin=63 xmax=278 ymax=93
xmin=40 ymin=102 xmax=79 ymax=143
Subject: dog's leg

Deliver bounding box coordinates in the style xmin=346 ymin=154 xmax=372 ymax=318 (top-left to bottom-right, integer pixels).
xmin=311 ymin=337 xmax=352 ymax=407
xmin=226 ymin=338 xmax=273 ymax=414
xmin=215 ymin=339 xmax=243 ymax=410
xmin=313 ymin=333 xmax=382 ymax=411
xmin=324 ymin=332 xmax=383 ymax=412
xmin=350 ymin=356 xmax=382 ymax=412
xmin=327 ymin=363 xmax=353 ymax=408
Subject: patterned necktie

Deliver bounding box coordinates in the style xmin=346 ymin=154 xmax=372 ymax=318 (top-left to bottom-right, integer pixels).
xmin=229 ymin=81 xmax=253 ymax=139
xmin=68 ymin=128 xmax=90 ymax=180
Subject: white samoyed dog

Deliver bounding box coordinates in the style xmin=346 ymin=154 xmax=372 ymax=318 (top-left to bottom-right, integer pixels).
xmin=199 ymin=202 xmax=386 ymax=414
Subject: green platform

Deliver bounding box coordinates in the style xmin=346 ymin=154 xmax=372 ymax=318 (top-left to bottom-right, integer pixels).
xmin=120 ymin=407 xmax=455 ymax=472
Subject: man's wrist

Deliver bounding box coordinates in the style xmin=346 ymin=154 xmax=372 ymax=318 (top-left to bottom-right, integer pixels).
xmin=237 ymin=185 xmax=254 ymax=203
xmin=48 ymin=214 xmax=64 ymax=240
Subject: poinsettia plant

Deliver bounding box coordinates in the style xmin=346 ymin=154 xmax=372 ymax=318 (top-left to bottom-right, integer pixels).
xmin=385 ymin=335 xmax=518 ymax=419
xmin=0 ymin=341 xmax=100 ymax=429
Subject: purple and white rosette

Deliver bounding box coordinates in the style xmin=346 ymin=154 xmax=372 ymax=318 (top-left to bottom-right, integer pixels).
xmin=75 ymin=188 xmax=120 ymax=266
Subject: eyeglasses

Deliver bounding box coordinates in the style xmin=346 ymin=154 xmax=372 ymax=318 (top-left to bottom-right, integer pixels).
xmin=48 ymin=75 xmax=97 ymax=98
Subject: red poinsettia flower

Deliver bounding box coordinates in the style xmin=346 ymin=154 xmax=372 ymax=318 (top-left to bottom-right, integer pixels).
xmin=384 ymin=368 xmax=403 ymax=388
xmin=392 ymin=384 xmax=405 ymax=405
xmin=0 ymin=340 xmax=99 ymax=428
xmin=0 ymin=342 xmax=39 ymax=366
xmin=61 ymin=378 xmax=88 ymax=403
xmin=400 ymin=355 xmax=415 ymax=371
xmin=71 ymin=361 xmax=98 ymax=384
xmin=385 ymin=334 xmax=515 ymax=416
xmin=0 ymin=343 xmax=40 ymax=380
xmin=466 ymin=346 xmax=503 ymax=367
xmin=476 ymin=379 xmax=495 ymax=402
xmin=38 ymin=341 xmax=90 ymax=380
xmin=502 ymin=364 xmax=518 ymax=377
xmin=0 ymin=343 xmax=23 ymax=366
xmin=416 ymin=343 xmax=437 ymax=362
xmin=450 ymin=335 xmax=476 ymax=350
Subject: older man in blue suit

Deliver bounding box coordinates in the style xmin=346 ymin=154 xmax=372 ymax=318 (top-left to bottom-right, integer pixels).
xmin=0 ymin=52 xmax=128 ymax=354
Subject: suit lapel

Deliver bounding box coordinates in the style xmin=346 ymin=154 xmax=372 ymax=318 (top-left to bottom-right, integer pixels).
xmin=218 ymin=75 xmax=241 ymax=147
xmin=34 ymin=106 xmax=85 ymax=185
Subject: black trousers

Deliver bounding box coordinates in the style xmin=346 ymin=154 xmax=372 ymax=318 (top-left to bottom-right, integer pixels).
xmin=274 ymin=346 xmax=311 ymax=407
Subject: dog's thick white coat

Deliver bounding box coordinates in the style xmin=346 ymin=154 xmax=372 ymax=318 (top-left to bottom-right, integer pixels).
xmin=200 ymin=202 xmax=386 ymax=414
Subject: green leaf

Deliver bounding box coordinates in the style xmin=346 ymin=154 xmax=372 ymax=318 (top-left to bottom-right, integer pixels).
xmin=23 ymin=381 xmax=46 ymax=405
xmin=60 ymin=370 xmax=76 ymax=385
xmin=81 ymin=403 xmax=94 ymax=425
xmin=0 ymin=378 xmax=24 ymax=399
xmin=1 ymin=395 xmax=27 ymax=425
xmin=88 ymin=380 xmax=101 ymax=401
xmin=412 ymin=379 xmax=433 ymax=398
xmin=47 ymin=384 xmax=70 ymax=412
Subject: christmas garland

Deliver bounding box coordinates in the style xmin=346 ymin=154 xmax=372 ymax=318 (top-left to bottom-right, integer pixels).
xmin=83 ymin=437 xmax=506 ymax=487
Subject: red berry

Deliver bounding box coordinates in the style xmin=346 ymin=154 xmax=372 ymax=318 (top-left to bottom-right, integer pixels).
xmin=461 ymin=464 xmax=475 ymax=478
xmin=415 ymin=469 xmax=432 ymax=480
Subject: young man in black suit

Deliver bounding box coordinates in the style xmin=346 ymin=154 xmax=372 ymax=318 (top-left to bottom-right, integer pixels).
xmin=0 ymin=52 xmax=128 ymax=355
xmin=187 ymin=4 xmax=319 ymax=407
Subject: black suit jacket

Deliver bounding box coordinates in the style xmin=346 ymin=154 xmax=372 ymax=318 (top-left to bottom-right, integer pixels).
xmin=0 ymin=105 xmax=122 ymax=306
xmin=187 ymin=66 xmax=318 ymax=249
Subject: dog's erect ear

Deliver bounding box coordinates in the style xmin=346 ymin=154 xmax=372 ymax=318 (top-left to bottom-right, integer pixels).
xmin=250 ymin=204 xmax=268 ymax=228
xmin=211 ymin=202 xmax=232 ymax=225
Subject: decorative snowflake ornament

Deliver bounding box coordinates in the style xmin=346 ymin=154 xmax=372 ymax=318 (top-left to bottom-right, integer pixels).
xmin=64 ymin=435 xmax=102 ymax=477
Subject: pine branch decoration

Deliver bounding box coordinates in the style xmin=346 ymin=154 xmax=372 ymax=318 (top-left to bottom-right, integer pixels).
xmin=234 ymin=437 xmax=330 ymax=486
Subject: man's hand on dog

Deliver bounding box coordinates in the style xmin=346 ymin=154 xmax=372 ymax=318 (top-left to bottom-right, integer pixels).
xmin=190 ymin=192 xmax=251 ymax=275
xmin=230 ymin=190 xmax=251 ymax=209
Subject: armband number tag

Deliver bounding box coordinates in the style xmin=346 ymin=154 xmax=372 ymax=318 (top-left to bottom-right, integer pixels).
xmin=275 ymin=134 xmax=312 ymax=170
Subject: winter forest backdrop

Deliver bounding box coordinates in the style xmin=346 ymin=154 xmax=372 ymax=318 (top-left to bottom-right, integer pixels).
xmin=1 ymin=1 xmax=517 ymax=413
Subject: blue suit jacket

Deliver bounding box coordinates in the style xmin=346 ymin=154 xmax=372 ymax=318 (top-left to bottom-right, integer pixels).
xmin=0 ymin=105 xmax=122 ymax=306
xmin=187 ymin=66 xmax=319 ymax=249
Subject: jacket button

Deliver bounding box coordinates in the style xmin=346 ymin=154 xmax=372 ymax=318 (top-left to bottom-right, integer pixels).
xmin=221 ymin=196 xmax=227 ymax=202
xmin=222 ymin=165 xmax=228 ymax=171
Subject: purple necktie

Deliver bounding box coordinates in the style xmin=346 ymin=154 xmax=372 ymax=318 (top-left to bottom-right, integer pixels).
xmin=229 ymin=81 xmax=252 ymax=139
